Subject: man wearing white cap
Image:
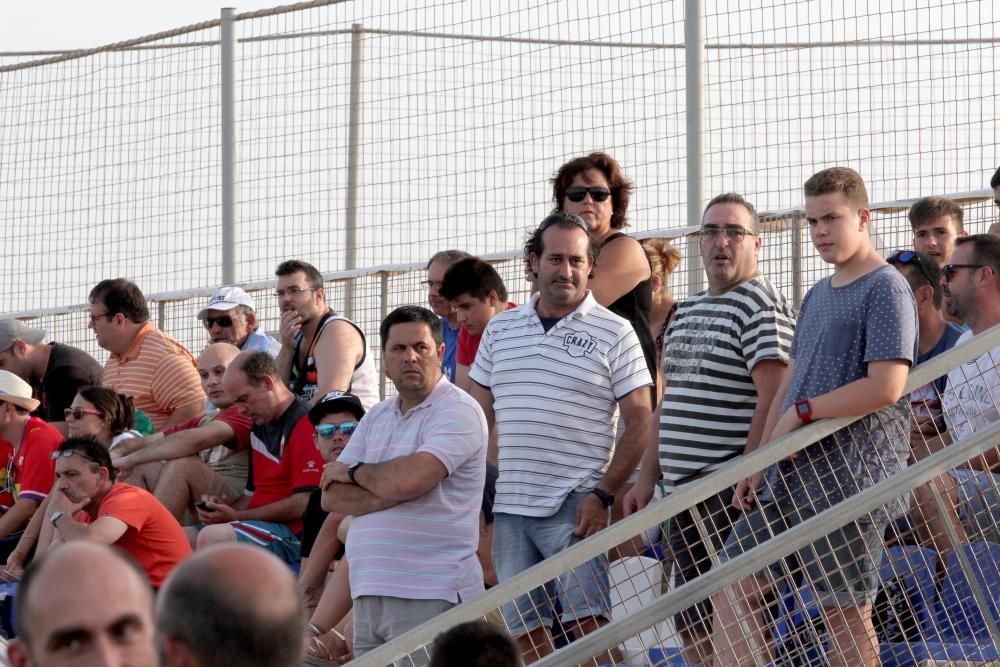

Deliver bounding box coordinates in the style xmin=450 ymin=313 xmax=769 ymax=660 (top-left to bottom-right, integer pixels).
xmin=0 ymin=319 xmax=102 ymax=436
xmin=198 ymin=286 xmax=281 ymax=358
xmin=0 ymin=371 xmax=63 ymax=559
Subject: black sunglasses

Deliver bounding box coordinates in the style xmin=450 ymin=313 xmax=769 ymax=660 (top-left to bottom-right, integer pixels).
xmin=565 ymin=186 xmax=611 ymax=203
xmin=203 ymin=315 xmax=234 ymax=329
xmin=887 ymin=250 xmax=935 ymax=286
xmin=942 ymin=263 xmax=986 ymax=281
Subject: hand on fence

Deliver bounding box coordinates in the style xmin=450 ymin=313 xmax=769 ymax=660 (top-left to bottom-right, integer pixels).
xmin=732 ymin=472 xmax=763 ymax=511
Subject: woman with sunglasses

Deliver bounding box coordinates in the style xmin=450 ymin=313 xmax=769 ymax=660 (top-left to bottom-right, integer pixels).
xmin=552 ymin=152 xmax=658 ymax=384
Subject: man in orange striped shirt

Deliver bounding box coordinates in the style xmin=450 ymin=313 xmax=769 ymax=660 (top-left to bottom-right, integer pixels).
xmin=89 ymin=279 xmax=205 ymax=431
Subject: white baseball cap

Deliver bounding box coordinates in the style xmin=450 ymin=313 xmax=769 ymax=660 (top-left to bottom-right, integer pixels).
xmin=0 ymin=370 xmax=40 ymax=412
xmin=198 ymin=286 xmax=256 ymax=320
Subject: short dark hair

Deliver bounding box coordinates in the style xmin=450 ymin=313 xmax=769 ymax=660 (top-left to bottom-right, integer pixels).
xmin=275 ymin=260 xmax=324 ymax=291
xmin=379 ymin=306 xmax=443 ymax=351
xmin=429 ymin=620 xmax=522 ymax=667
xmin=57 ymin=435 xmax=116 ymax=482
xmin=804 ymin=167 xmax=869 ymax=209
xmin=991 ymin=165 xmax=1000 ymax=189
xmin=703 ymin=193 xmax=761 ymax=233
xmin=237 ymin=351 xmax=280 ymax=387
xmin=439 ymin=257 xmax=509 ymax=303
xmin=888 ymin=250 xmax=943 ymax=308
xmin=551 ymin=152 xmax=634 ymax=230
xmin=426 ymin=250 xmax=472 ymax=271
xmin=88 ymin=279 xmax=149 ymax=323
xmin=77 ymin=386 xmax=136 ymax=440
xmin=908 ymin=196 xmax=965 ymax=233
xmin=523 ymin=212 xmax=601 ymax=278
xmin=955 ymin=234 xmax=1000 ymax=290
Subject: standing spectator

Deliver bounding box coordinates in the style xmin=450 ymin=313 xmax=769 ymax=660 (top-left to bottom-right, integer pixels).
xmin=274 ymin=260 xmax=379 ymax=409
xmin=711 ymin=167 xmax=917 ymax=667
xmin=193 ymin=351 xmax=322 ymax=564
xmin=429 ymin=621 xmax=523 ymax=667
xmin=6 ymin=542 xmax=157 ymax=667
xmin=987 ymin=167 xmax=1000 ymax=236
xmin=157 ymin=543 xmax=304 ymax=667
xmin=425 ymin=250 xmax=472 ymax=383
xmin=910 ymin=195 xmax=967 ymax=267
xmin=641 ymin=237 xmax=682 ymax=369
xmin=0 ymin=371 xmax=63 ymax=560
xmin=322 ymin=306 xmax=487 ymax=661
xmin=625 ymin=194 xmax=795 ymax=665
xmin=553 ymin=152 xmax=657 ymax=386
xmin=41 ymin=436 xmax=192 ymax=588
xmin=469 ymin=212 xmax=652 ymax=663
xmin=0 ymin=319 xmax=102 ymax=436
xmin=89 ymin=278 xmax=205 ymax=431
xmin=198 ymin=285 xmax=281 ymax=357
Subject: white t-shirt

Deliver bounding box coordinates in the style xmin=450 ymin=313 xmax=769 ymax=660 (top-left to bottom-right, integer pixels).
xmin=943 ymin=329 xmax=1000 ymax=442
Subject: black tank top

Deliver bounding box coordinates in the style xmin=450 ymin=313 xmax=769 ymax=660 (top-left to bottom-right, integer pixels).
xmin=601 ymin=232 xmax=658 ymax=386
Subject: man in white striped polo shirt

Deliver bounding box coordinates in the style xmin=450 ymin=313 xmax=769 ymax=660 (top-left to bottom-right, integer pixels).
xmin=624 ymin=193 xmax=795 ymax=665
xmin=470 ymin=212 xmax=653 ymax=663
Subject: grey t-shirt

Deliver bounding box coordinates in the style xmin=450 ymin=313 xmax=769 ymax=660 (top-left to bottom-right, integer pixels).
xmin=763 ymin=265 xmax=918 ymax=521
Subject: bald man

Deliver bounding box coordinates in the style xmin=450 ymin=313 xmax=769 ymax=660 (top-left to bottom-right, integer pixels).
xmin=157 ymin=542 xmax=304 ymax=667
xmin=8 ymin=541 xmax=157 ymax=667
xmin=111 ymin=343 xmax=253 ymax=521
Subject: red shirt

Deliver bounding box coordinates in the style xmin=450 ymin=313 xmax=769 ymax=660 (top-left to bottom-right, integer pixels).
xmin=77 ymin=483 xmax=191 ymax=587
xmin=0 ymin=417 xmax=63 ymax=510
xmin=163 ymin=404 xmax=252 ymax=451
xmin=456 ymin=302 xmax=518 ymax=367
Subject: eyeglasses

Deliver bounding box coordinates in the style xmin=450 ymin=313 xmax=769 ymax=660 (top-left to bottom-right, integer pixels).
xmin=942 ymin=263 xmax=986 ymax=281
xmin=50 ymin=448 xmax=100 ymax=464
xmin=700 ymin=226 xmax=756 ymax=242
xmin=887 ymin=250 xmax=936 ymax=286
xmin=537 ymin=212 xmax=589 ymax=236
xmin=421 ymin=280 xmax=442 ymax=290
xmin=565 ymin=186 xmax=611 ymax=203
xmin=315 ymin=422 xmax=357 ymax=438
xmin=64 ymin=407 xmax=104 ymax=421
xmin=88 ymin=312 xmax=112 ymax=324
xmin=202 ymin=315 xmax=234 ymax=329
xmin=274 ymin=287 xmax=316 ymax=298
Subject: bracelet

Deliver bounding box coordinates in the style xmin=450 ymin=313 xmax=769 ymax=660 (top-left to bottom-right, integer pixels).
xmin=306 ymin=621 xmax=346 ymax=642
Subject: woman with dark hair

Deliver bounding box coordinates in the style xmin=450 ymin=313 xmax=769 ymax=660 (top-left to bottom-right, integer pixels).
xmin=552 ymin=152 xmax=657 ymax=381
xmin=66 ymin=385 xmax=141 ymax=448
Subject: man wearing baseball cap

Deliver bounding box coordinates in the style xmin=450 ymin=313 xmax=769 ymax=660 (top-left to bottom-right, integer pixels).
xmin=0 ymin=319 xmax=102 ymax=436
xmin=0 ymin=371 xmax=63 ymax=559
xmin=198 ymin=286 xmax=281 ymax=358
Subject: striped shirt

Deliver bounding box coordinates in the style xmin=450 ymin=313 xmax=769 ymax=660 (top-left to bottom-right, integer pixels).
xmin=339 ymin=377 xmax=487 ymax=603
xmin=102 ymin=322 xmax=206 ymax=431
xmin=660 ymin=276 xmax=794 ymax=491
xmin=470 ymin=292 xmax=652 ymax=517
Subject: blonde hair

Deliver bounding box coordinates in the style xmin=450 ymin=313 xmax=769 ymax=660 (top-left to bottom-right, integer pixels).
xmin=642 ymin=238 xmax=682 ymax=287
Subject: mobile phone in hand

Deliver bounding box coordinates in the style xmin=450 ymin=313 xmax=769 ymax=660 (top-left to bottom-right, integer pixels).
xmin=195 ymin=500 xmax=211 ymax=512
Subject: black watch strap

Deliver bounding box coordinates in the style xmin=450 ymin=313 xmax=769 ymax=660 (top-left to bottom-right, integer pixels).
xmin=348 ymin=462 xmax=365 ymax=485
xmin=590 ymin=487 xmax=614 ymax=508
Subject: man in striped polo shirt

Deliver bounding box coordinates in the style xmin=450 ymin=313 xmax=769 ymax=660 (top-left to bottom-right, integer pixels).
xmin=624 ymin=193 xmax=795 ymax=665
xmin=470 ymin=212 xmax=653 ymax=663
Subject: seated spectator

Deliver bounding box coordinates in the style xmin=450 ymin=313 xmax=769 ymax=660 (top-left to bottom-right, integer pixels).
xmin=89 ymin=278 xmax=205 ymax=430
xmin=39 ymin=436 xmax=191 ymax=588
xmin=6 ymin=541 xmax=157 ymax=667
xmin=0 ymin=372 xmax=63 ymax=560
xmin=111 ymin=343 xmax=252 ymax=520
xmin=157 ymin=543 xmax=304 ymax=667
xmin=274 ymin=260 xmax=379 ymax=409
xmin=429 ymin=620 xmax=522 ymax=667
xmin=0 ymin=319 xmax=102 ymax=436
xmin=198 ymin=285 xmax=280 ymax=357
xmin=424 ymin=250 xmax=472 ymax=383
xmin=192 ymin=351 xmax=321 ymax=564
xmin=438 ymin=257 xmax=516 ymax=393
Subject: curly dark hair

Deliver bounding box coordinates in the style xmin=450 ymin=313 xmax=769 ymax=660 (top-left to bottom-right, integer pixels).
xmin=551 ymin=152 xmax=634 ymax=230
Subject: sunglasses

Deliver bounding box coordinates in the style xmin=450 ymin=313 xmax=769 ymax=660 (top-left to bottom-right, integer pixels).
xmin=50 ymin=448 xmax=100 ymax=464
xmin=315 ymin=422 xmax=357 ymax=438
xmin=64 ymin=407 xmax=104 ymax=421
xmin=565 ymin=186 xmax=611 ymax=203
xmin=202 ymin=315 xmax=234 ymax=329
xmin=887 ymin=250 xmax=935 ymax=286
xmin=942 ymin=263 xmax=986 ymax=281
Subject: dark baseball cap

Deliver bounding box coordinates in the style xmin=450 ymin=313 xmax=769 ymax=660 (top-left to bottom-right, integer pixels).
xmin=308 ymin=390 xmax=366 ymax=425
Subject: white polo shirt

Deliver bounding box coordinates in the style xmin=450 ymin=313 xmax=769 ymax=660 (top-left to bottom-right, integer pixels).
xmin=470 ymin=291 xmax=652 ymax=518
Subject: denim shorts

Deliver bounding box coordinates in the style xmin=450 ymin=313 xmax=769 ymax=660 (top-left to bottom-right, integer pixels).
xmin=719 ymin=498 xmax=886 ymax=607
xmin=230 ymin=520 xmax=301 ymax=564
xmin=951 ymin=469 xmax=1000 ymax=542
xmin=493 ymin=491 xmax=611 ymax=636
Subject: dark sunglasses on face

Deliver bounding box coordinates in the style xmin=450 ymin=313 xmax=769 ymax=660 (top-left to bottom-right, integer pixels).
xmin=942 ymin=263 xmax=986 ymax=281
xmin=887 ymin=250 xmax=936 ymax=286
xmin=565 ymin=186 xmax=611 ymax=203
xmin=64 ymin=407 xmax=104 ymax=421
xmin=203 ymin=315 xmax=234 ymax=329
xmin=316 ymin=422 xmax=357 ymax=438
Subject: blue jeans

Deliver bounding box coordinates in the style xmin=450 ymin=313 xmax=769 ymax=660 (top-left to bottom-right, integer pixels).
xmin=493 ymin=491 xmax=611 ymax=636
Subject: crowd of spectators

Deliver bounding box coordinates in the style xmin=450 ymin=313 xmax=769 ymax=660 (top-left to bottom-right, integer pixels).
xmin=1 ymin=158 xmax=999 ymax=667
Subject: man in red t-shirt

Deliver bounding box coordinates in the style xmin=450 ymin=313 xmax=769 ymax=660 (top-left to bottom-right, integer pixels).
xmin=439 ymin=257 xmax=517 ymax=393
xmin=112 ymin=343 xmax=253 ymax=521
xmin=43 ymin=436 xmax=191 ymax=588
xmin=193 ymin=351 xmax=322 ymax=564
xmin=0 ymin=371 xmax=63 ymax=560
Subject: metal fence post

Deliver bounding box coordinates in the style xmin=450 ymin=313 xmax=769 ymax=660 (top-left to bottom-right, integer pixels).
xmin=791 ymin=212 xmax=804 ymax=309
xmin=344 ymin=23 xmax=364 ymax=320
xmin=684 ymin=0 xmax=705 ymax=295
xmin=220 ymin=8 xmax=239 ymax=285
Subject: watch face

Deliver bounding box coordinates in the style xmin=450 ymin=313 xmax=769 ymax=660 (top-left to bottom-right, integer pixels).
xmin=796 ymin=401 xmax=809 ymax=416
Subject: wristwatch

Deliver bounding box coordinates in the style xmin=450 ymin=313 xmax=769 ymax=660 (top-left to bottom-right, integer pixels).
xmin=347 ymin=462 xmax=365 ymax=486
xmin=794 ymin=398 xmax=814 ymax=425
xmin=589 ymin=487 xmax=615 ymax=508
xmin=49 ymin=511 xmax=66 ymax=527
